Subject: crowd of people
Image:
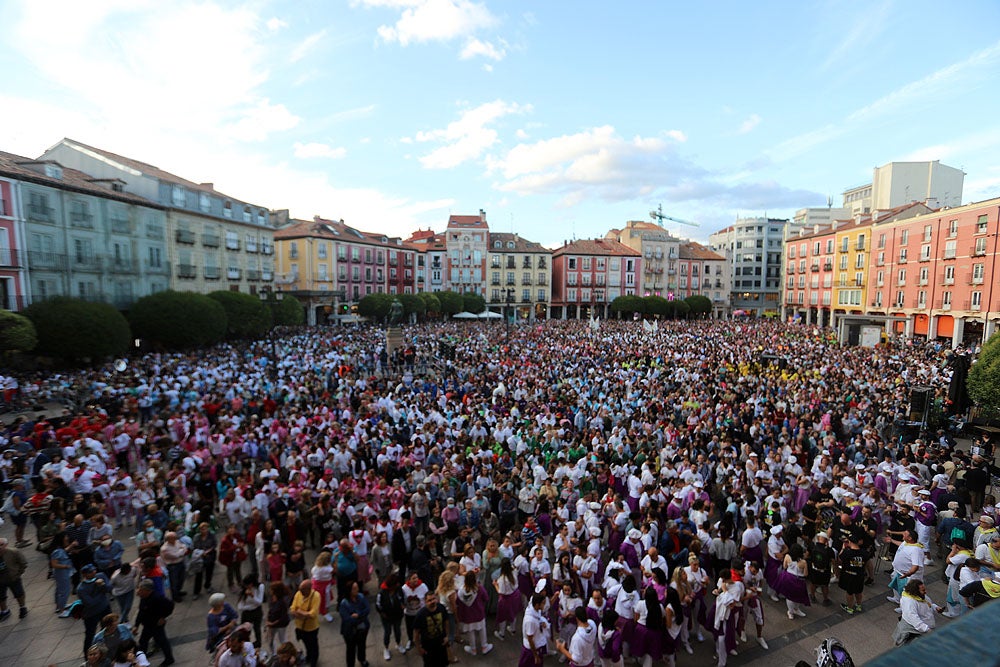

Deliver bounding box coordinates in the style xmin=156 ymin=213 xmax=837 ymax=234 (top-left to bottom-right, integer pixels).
xmin=0 ymin=318 xmax=997 ymax=667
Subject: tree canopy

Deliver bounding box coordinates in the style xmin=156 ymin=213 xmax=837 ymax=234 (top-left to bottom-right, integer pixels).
xmin=462 ymin=292 xmax=486 ymax=314
xmin=436 ymin=290 xmax=464 ymax=315
xmin=25 ymin=297 xmax=130 ymax=361
xmin=129 ymin=291 xmax=228 ymax=348
xmin=609 ymin=295 xmax=645 ymax=317
xmin=968 ymin=333 xmax=1000 ymax=418
xmin=0 ymin=310 xmax=37 ymax=353
xmin=358 ymin=293 xmax=394 ymax=320
xmin=684 ymin=294 xmax=712 ymax=317
xmin=208 ymin=291 xmax=273 ymax=339
xmin=268 ymin=293 xmax=305 ymax=326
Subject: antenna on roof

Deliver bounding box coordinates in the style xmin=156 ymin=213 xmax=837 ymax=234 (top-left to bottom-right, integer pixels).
xmin=827 ymin=195 xmax=832 ymax=209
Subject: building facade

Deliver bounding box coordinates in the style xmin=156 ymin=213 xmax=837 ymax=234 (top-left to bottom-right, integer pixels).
xmin=486 ymin=232 xmax=551 ymax=321
xmin=551 ymin=239 xmax=640 ymax=319
xmin=868 ymin=198 xmax=1000 ymax=344
xmin=607 ymin=220 xmax=680 ymax=298
xmin=842 ymin=160 xmax=964 ymax=216
xmin=677 ymin=241 xmax=730 ymax=318
xmin=39 ymin=139 xmax=275 ymax=296
xmin=444 ymin=211 xmax=489 ymax=296
xmin=2 ymin=151 xmax=168 ymax=309
xmin=0 ymin=174 xmax=27 ymax=310
xmin=710 ymin=217 xmax=793 ymax=315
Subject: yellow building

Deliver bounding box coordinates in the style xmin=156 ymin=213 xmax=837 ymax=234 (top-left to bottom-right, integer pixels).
xmin=833 ymin=219 xmax=873 ymax=315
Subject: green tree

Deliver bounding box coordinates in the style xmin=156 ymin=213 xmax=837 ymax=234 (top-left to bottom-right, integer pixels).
xmin=671 ymin=299 xmax=691 ymax=319
xmin=0 ymin=310 xmax=37 ymax=353
xmin=609 ymin=295 xmax=645 ymax=318
xmin=437 ymin=290 xmax=464 ymax=315
xmin=25 ymin=297 xmax=130 ymax=361
xmin=462 ymin=292 xmax=486 ymax=314
xmin=418 ymin=292 xmax=441 ymax=316
xmin=399 ymin=293 xmax=426 ymax=317
xmin=129 ymin=291 xmax=228 ymax=348
xmin=643 ymin=295 xmax=669 ymax=317
xmin=684 ymin=295 xmax=712 ymax=318
xmin=268 ymin=293 xmax=305 ymax=326
xmin=208 ymin=291 xmax=273 ymax=339
xmin=969 ymin=333 xmax=1000 ymax=417
xmin=358 ymin=293 xmax=394 ymax=321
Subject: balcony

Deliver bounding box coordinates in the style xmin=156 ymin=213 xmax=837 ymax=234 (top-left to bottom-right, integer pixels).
xmin=971 ymin=245 xmax=986 ymax=256
xmin=110 ymin=217 xmax=130 ymax=234
xmin=538 ymin=259 xmax=547 ymax=269
xmin=177 ymin=263 xmax=197 ymax=279
xmin=73 ymin=255 xmax=101 ymax=270
xmin=965 ymin=300 xmax=982 ymax=311
xmin=69 ymin=212 xmax=94 ymax=228
xmin=810 ymin=265 xmax=820 ymax=272
xmin=225 ymin=238 xmax=240 ymax=251
xmin=943 ymin=276 xmax=955 ymax=285
xmin=855 ymin=278 xmax=864 ymax=287
xmin=261 ymin=243 xmax=274 ymax=256
xmin=204 ymin=266 xmax=221 ymax=280
xmin=523 ymin=278 xmax=532 ymax=285
xmin=108 ymin=258 xmax=137 ymax=274
xmin=376 ymin=256 xmax=385 ymax=265
xmin=143 ymin=259 xmax=168 ymax=274
xmin=490 ymin=279 xmax=500 ymax=286
xmin=856 ymin=241 xmax=866 ymax=251
xmin=898 ymin=256 xmax=908 ymax=264
xmin=0 ymin=249 xmax=23 ymax=268
xmin=537 ymin=294 xmax=547 ymax=302
xmin=261 ymin=270 xmax=273 ymax=281
xmin=936 ymin=299 xmax=951 ymax=311
xmin=246 ymin=240 xmax=259 ymax=254
xmin=314 ymin=273 xmax=332 ymax=283
xmin=176 ymin=229 xmax=196 ymax=244
xmin=969 ymin=274 xmax=985 ymax=285
xmin=227 ymin=268 xmax=242 ymax=280
xmin=27 ymin=205 xmax=55 ymax=223
xmin=246 ymin=269 xmax=261 ymax=281
xmin=506 ymin=259 xmax=516 ymax=269
xmin=506 ymin=279 xmax=516 ymax=286
xmin=202 ymin=233 xmax=220 ymax=247
xmin=823 ymin=263 xmax=833 ymax=271
xmin=918 ymin=278 xmax=928 ymax=286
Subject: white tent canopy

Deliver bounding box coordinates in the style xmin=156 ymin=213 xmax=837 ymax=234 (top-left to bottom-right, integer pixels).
xmin=478 ymin=310 xmax=503 ymax=319
xmin=452 ymin=311 xmax=479 ymax=319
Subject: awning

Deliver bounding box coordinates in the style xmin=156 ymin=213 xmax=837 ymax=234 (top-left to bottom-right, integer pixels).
xmin=937 ymin=314 xmax=954 ymax=338
xmin=913 ymin=314 xmax=929 ymax=336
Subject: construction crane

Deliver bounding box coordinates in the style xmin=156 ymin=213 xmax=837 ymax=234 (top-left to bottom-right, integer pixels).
xmin=649 ymin=203 xmax=699 ymax=228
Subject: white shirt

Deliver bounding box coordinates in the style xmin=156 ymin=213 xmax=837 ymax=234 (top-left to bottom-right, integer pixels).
xmin=900 ymin=592 xmax=936 ymax=633
xmin=892 ymin=542 xmax=926 ymax=580
xmin=522 ymin=607 xmax=549 ymax=649
xmin=568 ymin=620 xmax=597 ymax=666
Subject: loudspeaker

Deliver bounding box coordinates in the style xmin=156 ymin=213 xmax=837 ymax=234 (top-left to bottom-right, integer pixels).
xmin=908 ymin=387 xmax=932 ymax=422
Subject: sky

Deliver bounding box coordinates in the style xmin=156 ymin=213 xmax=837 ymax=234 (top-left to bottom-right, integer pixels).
xmin=3 ymin=1 xmax=1000 ymax=248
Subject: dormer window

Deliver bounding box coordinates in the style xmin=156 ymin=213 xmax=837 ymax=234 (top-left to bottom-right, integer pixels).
xmin=507 ymin=241 xmax=515 ymax=249
xmin=44 ymin=164 xmax=63 ymax=179
xmin=171 ymin=185 xmax=185 ymax=206
xmin=199 ymin=193 xmax=211 ymax=213
xmin=111 ymin=183 xmax=124 ymax=192
xmin=494 ymin=241 xmax=502 ymax=248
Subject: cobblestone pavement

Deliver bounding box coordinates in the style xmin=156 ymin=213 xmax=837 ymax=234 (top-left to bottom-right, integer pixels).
xmin=0 ymin=517 xmax=957 ymax=667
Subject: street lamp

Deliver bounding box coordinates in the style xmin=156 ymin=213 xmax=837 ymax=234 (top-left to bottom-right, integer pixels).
xmin=259 ymin=288 xmax=283 ymax=380
xmin=505 ymin=287 xmax=515 ymax=348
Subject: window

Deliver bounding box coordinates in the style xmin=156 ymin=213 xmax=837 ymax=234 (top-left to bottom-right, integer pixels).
xmin=69 ymin=200 xmax=92 ymax=228
xmin=856 ymin=234 xmax=865 ymax=250
xmin=813 ymin=242 xmax=821 ymax=255
xmin=788 ymin=245 xmax=796 ymax=259
xmin=581 ymin=257 xmax=592 ymax=270
xmin=943 ymin=291 xmax=952 ymax=306
xmin=878 ymin=233 xmax=886 ymax=249
xmin=223 ymin=201 xmax=232 ymax=219
xmin=919 ymin=267 xmax=929 ymax=285
xmin=242 ymin=206 xmax=252 ymax=223
xmin=897 ymin=268 xmax=906 ymax=285
xmin=148 ymin=247 xmax=163 ymax=268
xmin=567 ymin=288 xmax=577 ymax=301
xmin=171 ymin=186 xmax=185 ymax=207
xmin=567 ymin=257 xmax=577 ymax=270
xmin=839 ymin=255 xmax=848 ymax=270
xmin=921 ymin=244 xmax=931 ymax=261
xmin=855 ymin=254 xmax=864 ymax=268
xmin=74 ymin=238 xmax=93 ymax=264
xmin=625 ymin=259 xmax=635 ymax=272
xmin=923 ymin=225 xmax=933 ymax=242
xmin=944 ymin=240 xmax=957 ymax=259
xmin=977 ymin=214 xmax=989 ymax=233
xmin=973 ymin=263 xmax=985 ymax=283
xmin=972 ymin=291 xmax=983 ymax=308
xmin=317 ymin=242 xmax=327 ymax=259
xmin=944 ymin=266 xmax=955 ymax=284
xmin=899 ymin=248 xmax=908 ymax=263
xmin=975 ymin=237 xmax=987 ymax=255
xmin=900 ymin=230 xmax=909 ymax=245
xmin=949 ymin=219 xmax=958 ymax=237
xmin=840 ymin=237 xmax=849 ymax=252
xmin=199 ymin=193 xmax=211 ymax=213
xmin=917 ymin=290 xmax=926 ymax=307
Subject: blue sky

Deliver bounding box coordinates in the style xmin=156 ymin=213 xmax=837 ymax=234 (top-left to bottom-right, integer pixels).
xmin=3 ymin=1 xmax=1000 ymax=247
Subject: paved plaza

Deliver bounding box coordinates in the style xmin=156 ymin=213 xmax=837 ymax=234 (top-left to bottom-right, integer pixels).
xmin=0 ymin=517 xmax=958 ymax=667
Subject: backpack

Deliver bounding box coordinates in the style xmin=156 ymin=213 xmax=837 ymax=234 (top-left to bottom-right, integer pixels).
xmin=816 ymin=637 xmax=855 ymax=667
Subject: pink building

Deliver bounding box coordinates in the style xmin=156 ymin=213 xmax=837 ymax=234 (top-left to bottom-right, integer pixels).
xmin=551 ymin=238 xmax=640 ymax=319
xmin=0 ymin=176 xmax=26 ymax=310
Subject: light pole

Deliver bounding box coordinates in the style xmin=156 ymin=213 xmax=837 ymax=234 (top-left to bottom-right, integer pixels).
xmin=259 ymin=287 xmax=283 ymax=380
xmin=505 ymin=287 xmax=515 ymax=348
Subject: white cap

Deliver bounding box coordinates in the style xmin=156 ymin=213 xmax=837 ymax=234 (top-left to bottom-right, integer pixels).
xmin=589 ymin=527 xmax=601 ymax=537
xmin=770 ymin=525 xmax=783 ymax=535
xmin=918 ymin=489 xmax=931 ymax=496
xmin=628 ymin=529 xmax=642 ymax=541
xmin=534 ymin=579 xmax=547 ymax=593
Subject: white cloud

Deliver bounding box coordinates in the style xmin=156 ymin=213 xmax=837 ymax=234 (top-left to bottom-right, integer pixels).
xmin=665 ymin=129 xmax=688 ymax=143
xmin=900 ymin=128 xmax=1000 ymax=163
xmin=1 ymin=1 xmax=450 ymax=239
xmin=225 ymin=100 xmax=301 ymax=142
xmin=290 ymin=29 xmax=327 ymax=63
xmin=461 ymin=37 xmax=505 ymax=61
xmin=293 ymin=142 xmax=347 ymax=159
xmin=266 ymin=17 xmax=288 ymax=31
xmin=738 ymin=114 xmax=761 ymax=135
xmin=821 ymin=0 xmax=891 ymax=71
xmin=357 ymin=0 xmax=501 ymax=59
xmin=413 ymin=99 xmax=530 ymax=169
xmin=490 ymin=125 xmax=820 ymax=209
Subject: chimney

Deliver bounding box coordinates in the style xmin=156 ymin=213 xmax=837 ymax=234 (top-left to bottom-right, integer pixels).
xmin=200 ymin=182 xmax=214 ymax=190
xmin=479 ymin=208 xmax=486 ymax=222
xmin=831 ymin=221 xmax=838 ymax=230
xmin=925 ymin=197 xmax=939 ymax=208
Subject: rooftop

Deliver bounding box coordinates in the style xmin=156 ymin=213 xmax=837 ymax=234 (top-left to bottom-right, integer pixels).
xmin=0 ymin=151 xmax=161 ymax=208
